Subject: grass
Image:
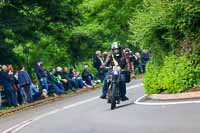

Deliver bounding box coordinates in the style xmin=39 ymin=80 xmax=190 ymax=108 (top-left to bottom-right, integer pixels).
xmin=0 ymin=106 xmax=16 ymax=113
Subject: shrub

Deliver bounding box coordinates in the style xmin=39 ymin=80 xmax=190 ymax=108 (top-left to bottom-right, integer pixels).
xmin=144 ymin=55 xmax=200 ymax=94
xmin=144 ymin=59 xmax=162 ymax=94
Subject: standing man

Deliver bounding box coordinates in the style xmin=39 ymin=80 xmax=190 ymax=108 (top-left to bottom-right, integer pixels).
xmin=18 ymin=66 xmax=33 ymax=103
xmin=0 ymin=65 xmax=17 ymax=106
xmin=93 ymin=51 xmax=104 ymax=81
xmin=35 ymin=61 xmax=49 ymax=92
xmin=141 ymin=49 xmax=150 ymax=73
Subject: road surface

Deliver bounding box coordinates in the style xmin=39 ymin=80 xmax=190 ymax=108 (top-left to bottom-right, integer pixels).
xmin=1 ymin=80 xmax=200 ymax=133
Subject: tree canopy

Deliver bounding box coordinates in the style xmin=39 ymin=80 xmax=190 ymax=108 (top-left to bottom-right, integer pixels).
xmin=0 ymin=0 xmax=199 ymax=92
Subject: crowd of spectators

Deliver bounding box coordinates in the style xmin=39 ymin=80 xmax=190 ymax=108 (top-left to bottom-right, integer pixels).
xmin=93 ymin=49 xmax=150 ymax=80
xmin=0 ymin=62 xmax=96 ymax=109
xmin=0 ymin=49 xmax=149 ymax=109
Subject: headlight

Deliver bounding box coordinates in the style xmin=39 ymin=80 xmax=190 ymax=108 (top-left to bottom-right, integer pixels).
xmin=113 ymin=70 xmax=118 ymax=75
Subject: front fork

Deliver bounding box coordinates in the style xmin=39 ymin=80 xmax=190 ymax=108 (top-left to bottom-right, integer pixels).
xmin=107 ymin=79 xmax=120 ymax=104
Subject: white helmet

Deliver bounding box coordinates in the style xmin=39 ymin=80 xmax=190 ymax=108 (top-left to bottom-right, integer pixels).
xmin=111 ymin=42 xmax=121 ymax=57
xmin=111 ymin=42 xmax=121 ymax=50
xmin=56 ymin=66 xmax=62 ymax=72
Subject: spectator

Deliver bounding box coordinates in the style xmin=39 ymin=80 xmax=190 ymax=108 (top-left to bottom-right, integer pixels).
xmin=141 ymin=50 xmax=150 ymax=73
xmin=133 ymin=52 xmax=143 ymax=74
xmin=82 ymin=64 xmax=93 ymax=86
xmin=61 ymin=67 xmax=77 ymax=91
xmin=69 ymin=68 xmax=91 ymax=89
xmin=76 ymin=72 xmax=85 ymax=88
xmin=7 ymin=64 xmax=14 ymax=73
xmin=103 ymin=51 xmax=109 ymax=62
xmin=0 ymin=65 xmax=17 ymax=106
xmin=69 ymin=68 xmax=79 ymax=89
xmin=93 ymin=51 xmax=104 ymax=81
xmin=13 ymin=71 xmax=25 ymax=105
xmin=18 ymin=66 xmax=33 ymax=103
xmin=47 ymin=69 xmax=64 ymax=95
xmin=30 ymin=81 xmax=42 ymax=100
xmin=55 ymin=67 xmax=69 ymax=91
xmin=76 ymin=72 xmax=92 ymax=88
xmin=7 ymin=65 xmax=18 ymax=105
xmin=35 ymin=61 xmax=48 ymax=92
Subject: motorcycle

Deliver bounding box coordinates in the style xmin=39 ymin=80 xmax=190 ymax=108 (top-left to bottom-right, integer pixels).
xmin=107 ymin=66 xmax=121 ymax=110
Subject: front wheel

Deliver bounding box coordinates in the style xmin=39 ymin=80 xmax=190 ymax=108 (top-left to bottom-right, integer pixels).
xmin=111 ymin=83 xmax=117 ymax=110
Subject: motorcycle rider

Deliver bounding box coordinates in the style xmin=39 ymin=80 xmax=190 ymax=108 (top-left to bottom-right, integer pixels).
xmin=100 ymin=42 xmax=131 ymax=101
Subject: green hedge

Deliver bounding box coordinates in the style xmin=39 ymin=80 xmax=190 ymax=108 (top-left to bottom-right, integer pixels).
xmin=144 ymin=55 xmax=200 ymax=94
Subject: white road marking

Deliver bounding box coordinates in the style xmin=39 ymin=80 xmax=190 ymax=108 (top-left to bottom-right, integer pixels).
xmin=135 ymin=95 xmax=200 ymax=106
xmin=127 ymin=83 xmax=143 ymax=90
xmin=2 ymin=120 xmax=32 ymax=133
xmin=2 ymin=83 xmax=143 ymax=133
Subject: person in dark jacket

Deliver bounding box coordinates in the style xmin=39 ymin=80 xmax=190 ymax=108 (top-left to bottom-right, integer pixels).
xmin=30 ymin=81 xmax=42 ymax=100
xmin=13 ymin=71 xmax=25 ymax=104
xmin=61 ymin=67 xmax=77 ymax=91
xmin=18 ymin=66 xmax=33 ymax=103
xmin=47 ymin=69 xmax=64 ymax=95
xmin=35 ymin=61 xmax=48 ymax=92
xmin=55 ymin=67 xmax=76 ymax=92
xmin=141 ymin=50 xmax=150 ymax=73
xmin=133 ymin=52 xmax=143 ymax=74
xmin=69 ymin=68 xmax=89 ymax=89
xmin=7 ymin=65 xmax=18 ymax=105
xmin=93 ymin=51 xmax=104 ymax=81
xmin=82 ymin=64 xmax=93 ymax=86
xmin=0 ymin=65 xmax=17 ymax=106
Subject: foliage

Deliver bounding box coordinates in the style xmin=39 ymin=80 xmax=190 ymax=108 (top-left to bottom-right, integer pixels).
xmin=0 ymin=0 xmax=199 ymax=93
xmin=144 ymin=55 xmax=200 ymax=94
xmin=144 ymin=59 xmax=162 ymax=94
xmin=130 ymin=0 xmax=200 ymax=58
xmin=130 ymin=0 xmax=200 ymax=94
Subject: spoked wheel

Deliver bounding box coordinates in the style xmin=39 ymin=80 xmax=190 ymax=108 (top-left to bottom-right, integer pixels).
xmin=111 ymin=83 xmax=117 ymax=110
xmin=107 ymin=98 xmax=111 ymax=103
xmin=111 ymin=97 xmax=116 ymax=110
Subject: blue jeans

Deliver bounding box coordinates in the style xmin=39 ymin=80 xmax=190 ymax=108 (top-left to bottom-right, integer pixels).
xmin=52 ymin=83 xmax=64 ymax=94
xmin=119 ymin=72 xmax=126 ymax=98
xmin=22 ymin=84 xmax=33 ymax=103
xmin=76 ymin=78 xmax=84 ymax=88
xmin=70 ymin=79 xmax=78 ymax=89
xmin=101 ymin=72 xmax=110 ymax=96
xmin=19 ymin=87 xmax=27 ymax=104
xmin=4 ymin=86 xmax=17 ymax=106
xmin=85 ymin=76 xmax=93 ymax=86
xmin=98 ymin=70 xmax=105 ymax=82
xmin=41 ymin=77 xmax=49 ymax=92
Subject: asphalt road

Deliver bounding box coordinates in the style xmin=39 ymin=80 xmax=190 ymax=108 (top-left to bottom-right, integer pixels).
xmin=1 ymin=79 xmax=200 ymax=133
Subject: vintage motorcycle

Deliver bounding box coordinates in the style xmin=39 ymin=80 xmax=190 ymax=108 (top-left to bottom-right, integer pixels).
xmin=107 ymin=66 xmax=121 ymax=110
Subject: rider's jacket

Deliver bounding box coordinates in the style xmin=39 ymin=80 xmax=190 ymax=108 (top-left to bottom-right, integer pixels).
xmin=101 ymin=52 xmax=133 ymax=72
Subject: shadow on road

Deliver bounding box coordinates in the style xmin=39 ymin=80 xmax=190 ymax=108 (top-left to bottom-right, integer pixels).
xmin=114 ymin=101 xmax=135 ymax=110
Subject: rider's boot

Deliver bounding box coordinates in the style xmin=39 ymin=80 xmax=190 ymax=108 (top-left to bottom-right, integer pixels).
xmin=100 ymin=95 xmax=107 ymax=99
xmin=121 ymin=96 xmax=129 ymax=101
